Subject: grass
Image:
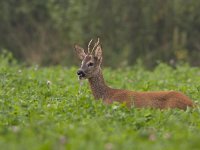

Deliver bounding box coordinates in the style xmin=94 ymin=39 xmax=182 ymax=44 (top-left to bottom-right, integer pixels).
xmin=0 ymin=52 xmax=200 ymax=150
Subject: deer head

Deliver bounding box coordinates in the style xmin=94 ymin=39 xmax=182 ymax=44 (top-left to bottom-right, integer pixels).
xmin=74 ymin=38 xmax=102 ymax=80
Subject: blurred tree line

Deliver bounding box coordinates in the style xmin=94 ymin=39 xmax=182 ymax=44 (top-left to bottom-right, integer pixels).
xmin=0 ymin=0 xmax=200 ymax=68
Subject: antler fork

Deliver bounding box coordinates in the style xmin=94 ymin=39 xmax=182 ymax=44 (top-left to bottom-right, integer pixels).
xmin=90 ymin=38 xmax=100 ymax=54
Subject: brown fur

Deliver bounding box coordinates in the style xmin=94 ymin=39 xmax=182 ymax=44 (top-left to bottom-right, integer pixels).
xmin=75 ymin=39 xmax=194 ymax=110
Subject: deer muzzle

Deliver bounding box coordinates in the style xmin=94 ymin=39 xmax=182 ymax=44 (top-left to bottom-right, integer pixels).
xmin=77 ymin=69 xmax=86 ymax=79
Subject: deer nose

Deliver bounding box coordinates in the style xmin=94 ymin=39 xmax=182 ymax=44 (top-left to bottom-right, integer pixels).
xmin=77 ymin=70 xmax=85 ymax=76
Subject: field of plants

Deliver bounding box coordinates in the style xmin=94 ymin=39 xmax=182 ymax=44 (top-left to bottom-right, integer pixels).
xmin=0 ymin=53 xmax=200 ymax=150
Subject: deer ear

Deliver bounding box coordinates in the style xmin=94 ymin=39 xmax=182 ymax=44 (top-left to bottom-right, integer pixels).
xmin=94 ymin=45 xmax=102 ymax=60
xmin=74 ymin=44 xmax=86 ymax=60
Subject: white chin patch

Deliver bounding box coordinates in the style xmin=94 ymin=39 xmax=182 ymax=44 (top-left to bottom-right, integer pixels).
xmin=78 ymin=76 xmax=85 ymax=80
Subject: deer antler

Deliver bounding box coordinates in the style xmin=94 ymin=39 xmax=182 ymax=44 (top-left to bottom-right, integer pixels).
xmin=90 ymin=38 xmax=100 ymax=54
xmin=87 ymin=39 xmax=93 ymax=54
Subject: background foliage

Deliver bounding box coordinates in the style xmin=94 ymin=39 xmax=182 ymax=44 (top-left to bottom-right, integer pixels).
xmin=0 ymin=0 xmax=200 ymax=67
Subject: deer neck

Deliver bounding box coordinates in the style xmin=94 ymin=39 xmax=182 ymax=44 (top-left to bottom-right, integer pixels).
xmin=88 ymin=68 xmax=110 ymax=100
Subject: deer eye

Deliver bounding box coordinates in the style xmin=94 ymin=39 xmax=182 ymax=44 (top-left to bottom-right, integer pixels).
xmin=88 ymin=62 xmax=94 ymax=67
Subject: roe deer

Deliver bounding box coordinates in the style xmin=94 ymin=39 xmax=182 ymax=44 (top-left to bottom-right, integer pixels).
xmin=74 ymin=38 xmax=194 ymax=110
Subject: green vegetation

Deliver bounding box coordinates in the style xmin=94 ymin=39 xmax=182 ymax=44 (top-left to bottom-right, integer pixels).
xmin=0 ymin=0 xmax=200 ymax=67
xmin=0 ymin=54 xmax=200 ymax=150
